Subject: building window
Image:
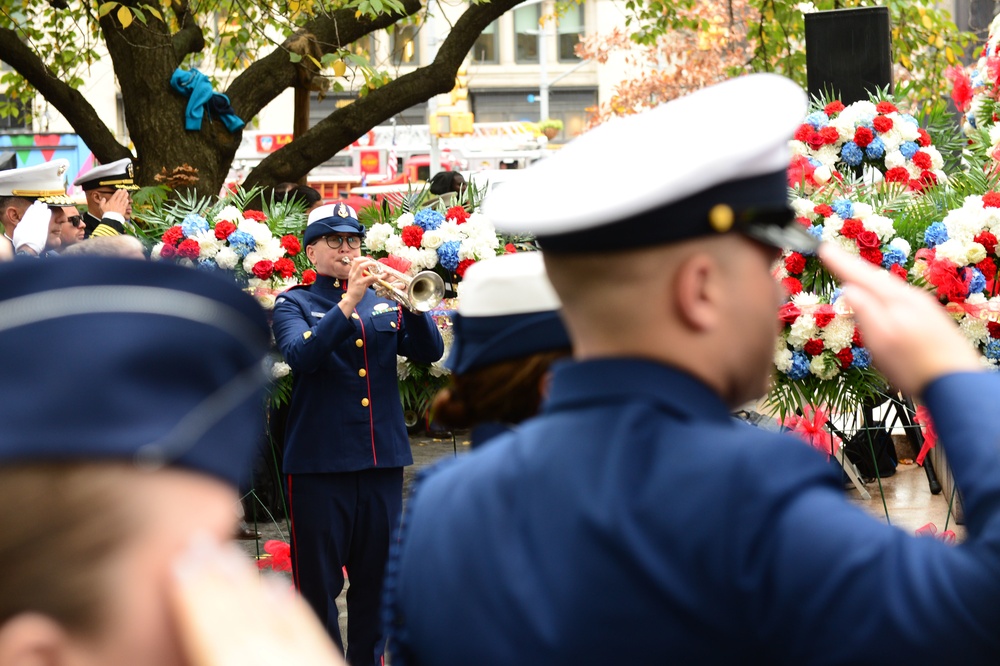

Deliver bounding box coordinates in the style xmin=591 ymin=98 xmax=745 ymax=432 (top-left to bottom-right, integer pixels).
xmin=558 ymin=2 xmax=584 ymax=62
xmin=391 ymin=25 xmax=419 ymax=66
xmin=351 ymin=35 xmax=376 ymax=65
xmin=472 ymin=20 xmax=498 ymax=64
xmin=514 ymin=5 xmax=541 ymax=64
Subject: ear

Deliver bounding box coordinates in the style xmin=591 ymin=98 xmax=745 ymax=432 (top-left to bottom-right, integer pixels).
xmin=537 ymin=370 xmax=554 ymax=401
xmin=673 ymin=252 xmax=723 ymax=332
xmin=0 ymin=614 xmax=69 ymax=666
xmin=304 ymin=242 xmax=317 ymax=265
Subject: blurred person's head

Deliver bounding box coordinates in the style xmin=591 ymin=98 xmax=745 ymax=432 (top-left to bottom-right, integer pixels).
xmin=428 ymin=171 xmax=465 ymax=196
xmin=0 ymin=257 xmax=270 ymax=666
xmin=273 ymin=183 xmax=322 ymax=212
xmin=58 ymin=206 xmax=86 ymax=248
xmin=432 ymin=252 xmax=571 ymax=433
xmin=60 ymin=235 xmax=146 ymax=259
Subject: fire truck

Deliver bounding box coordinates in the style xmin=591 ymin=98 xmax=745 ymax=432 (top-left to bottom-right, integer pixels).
xmin=227 ymin=122 xmax=548 ymax=200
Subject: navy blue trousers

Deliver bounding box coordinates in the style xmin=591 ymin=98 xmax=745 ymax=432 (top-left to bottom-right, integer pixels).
xmin=288 ymin=467 xmax=403 ymax=666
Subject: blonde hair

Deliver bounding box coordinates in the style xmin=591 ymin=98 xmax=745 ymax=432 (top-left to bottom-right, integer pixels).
xmin=0 ymin=464 xmax=135 ymax=634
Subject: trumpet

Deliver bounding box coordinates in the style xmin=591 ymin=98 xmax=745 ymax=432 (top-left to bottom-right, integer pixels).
xmin=341 ymin=256 xmax=445 ymax=313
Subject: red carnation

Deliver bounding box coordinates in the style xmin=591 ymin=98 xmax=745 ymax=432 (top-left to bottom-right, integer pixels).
xmin=446 ymin=206 xmax=470 ymax=224
xmin=274 ymin=257 xmax=296 ymax=279
xmin=806 ymin=131 xmax=827 ymax=151
xmin=856 ymin=230 xmax=880 ymax=249
xmin=302 ymin=269 xmax=317 ymax=285
xmin=781 ymin=277 xmax=803 ymax=296
xmin=794 ymin=124 xmax=814 ymax=143
xmin=787 ymin=155 xmax=817 ymax=189
xmin=927 ymin=258 xmax=968 ymax=303
xmin=860 ymin=247 xmax=883 ymax=266
xmin=853 ymin=126 xmax=875 ymax=148
xmin=840 ymin=219 xmax=864 ymax=239
xmin=159 ymin=243 xmax=178 ymax=259
xmin=214 ymin=220 xmax=237 ymax=240
xmin=162 ymin=225 xmax=184 ymax=246
xmin=872 ymin=115 xmax=893 ymax=133
xmin=978 ymin=256 xmax=997 ymax=277
xmin=778 ymin=302 xmax=801 ymax=325
xmin=504 ymin=243 xmax=518 ymax=254
xmin=890 ymin=264 xmax=909 ymax=280
xmin=177 ymin=238 xmax=201 ymax=260
xmin=876 ymin=101 xmax=898 ymax=114
xmin=835 ymin=347 xmax=854 ymax=369
xmin=819 ymin=126 xmax=840 ymax=145
xmin=795 ymin=216 xmax=811 ymax=227
xmin=917 ymin=128 xmax=932 ymax=147
xmin=824 ymin=100 xmax=845 ymax=115
xmin=456 ymin=258 xmax=476 ymax=278
xmin=910 ymin=170 xmax=938 ymax=193
xmin=804 ymin=338 xmax=825 ymax=356
xmin=814 ymin=304 xmax=836 ymax=328
xmin=280 ymin=234 xmax=302 ymax=256
xmin=243 ymin=209 xmax=266 ymax=222
xmin=401 ymin=225 xmax=424 ymax=248
xmin=252 ymin=260 xmax=274 ymax=280
xmin=912 ymin=151 xmax=932 ymax=170
xmin=813 ymin=204 xmax=834 ymax=218
xmin=852 ymin=327 xmax=864 ymax=347
xmin=784 ymin=252 xmax=806 ymax=275
xmin=989 ymin=321 xmax=1000 ymax=339
xmin=885 ymin=167 xmax=911 ymax=183
xmin=975 ymin=231 xmax=998 ymax=255
xmin=983 ymin=191 xmax=1000 ymax=208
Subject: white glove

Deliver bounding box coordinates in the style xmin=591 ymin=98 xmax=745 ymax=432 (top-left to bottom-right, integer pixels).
xmin=12 ymin=200 xmax=52 ymax=255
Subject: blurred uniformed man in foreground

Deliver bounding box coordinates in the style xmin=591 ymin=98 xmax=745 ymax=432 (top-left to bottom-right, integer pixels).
xmin=0 ymin=257 xmax=347 ymax=666
xmin=386 ymin=74 xmax=1000 ymax=664
xmin=72 ymin=157 xmax=138 ymax=238
xmin=272 ymin=203 xmax=443 ymax=666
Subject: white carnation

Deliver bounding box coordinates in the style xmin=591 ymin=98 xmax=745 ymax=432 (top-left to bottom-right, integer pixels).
xmin=216 ymin=247 xmax=239 ymax=270
xmin=270 ymin=361 xmax=291 ymax=379
xmin=395 ymin=212 xmax=415 ymax=229
xmin=822 ymin=315 xmax=855 ymax=351
xmin=791 ymin=197 xmax=815 ymax=218
xmin=217 ymin=205 xmax=244 ymax=224
xmin=815 ymin=145 xmax=840 ymax=167
xmin=397 ymin=356 xmax=411 ymax=380
xmin=774 ymin=345 xmax=794 ymax=373
xmin=810 ymin=354 xmax=840 ymax=380
xmin=787 ymin=314 xmax=818 ymax=348
xmin=243 ymin=251 xmax=264 ymax=274
xmin=791 ymin=292 xmax=821 ymax=307
xmin=884 ymin=150 xmax=906 ymax=169
xmin=961 ymin=313 xmax=989 ymax=345
xmin=151 ymin=243 xmax=164 ymax=260
xmin=888 ymin=237 xmax=911 ymax=258
xmin=365 ymin=223 xmax=394 ymax=253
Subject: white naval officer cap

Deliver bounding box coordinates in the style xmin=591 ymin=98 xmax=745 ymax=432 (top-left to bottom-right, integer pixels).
xmin=72 ymin=157 xmax=139 ymax=191
xmin=0 ymin=159 xmax=74 ymax=205
xmin=446 ymin=251 xmax=570 ymax=375
xmin=484 ymin=74 xmax=816 ymax=254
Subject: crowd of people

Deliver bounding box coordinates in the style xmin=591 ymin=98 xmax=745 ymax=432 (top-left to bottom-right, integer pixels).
xmin=3 ymin=72 xmax=1000 ymax=666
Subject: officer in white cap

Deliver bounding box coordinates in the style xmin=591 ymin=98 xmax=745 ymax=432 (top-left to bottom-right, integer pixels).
xmin=0 ymin=159 xmax=74 ymax=258
xmin=72 ymin=157 xmax=138 ymax=238
xmin=387 ymin=74 xmax=1000 ymax=664
xmin=429 ymin=251 xmax=570 ymax=448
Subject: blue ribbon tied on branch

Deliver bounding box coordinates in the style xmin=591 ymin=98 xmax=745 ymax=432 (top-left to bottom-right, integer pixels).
xmin=170 ymin=68 xmax=246 ymax=133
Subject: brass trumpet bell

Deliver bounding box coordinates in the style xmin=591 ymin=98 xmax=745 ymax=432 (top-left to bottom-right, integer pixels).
xmin=369 ymin=262 xmax=445 ymax=313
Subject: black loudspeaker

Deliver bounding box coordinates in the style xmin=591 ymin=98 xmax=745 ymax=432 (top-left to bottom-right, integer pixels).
xmin=805 ymin=7 xmax=893 ymax=104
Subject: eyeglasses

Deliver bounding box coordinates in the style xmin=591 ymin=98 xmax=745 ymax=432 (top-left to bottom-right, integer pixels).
xmin=323 ymin=235 xmax=362 ymax=250
xmin=64 ymin=215 xmax=84 ymax=228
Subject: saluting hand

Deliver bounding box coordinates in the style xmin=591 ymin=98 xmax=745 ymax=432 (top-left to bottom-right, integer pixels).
xmin=98 ymin=189 xmax=130 ymax=218
xmin=819 ymin=242 xmax=982 ymax=397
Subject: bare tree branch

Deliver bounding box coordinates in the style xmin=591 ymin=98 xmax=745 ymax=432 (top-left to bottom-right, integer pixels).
xmin=243 ymin=0 xmax=526 ymax=188
xmin=225 ymin=0 xmax=424 ymax=121
xmin=170 ymin=0 xmax=206 ymax=63
xmin=0 ymin=26 xmax=129 ymax=163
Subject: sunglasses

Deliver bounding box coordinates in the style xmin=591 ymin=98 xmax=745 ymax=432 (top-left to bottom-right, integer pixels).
xmin=64 ymin=215 xmax=84 ymax=228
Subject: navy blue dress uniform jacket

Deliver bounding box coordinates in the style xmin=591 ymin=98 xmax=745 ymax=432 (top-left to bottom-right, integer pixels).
xmin=273 ymin=275 xmax=444 ymax=473
xmin=386 ymin=359 xmax=1000 ymax=665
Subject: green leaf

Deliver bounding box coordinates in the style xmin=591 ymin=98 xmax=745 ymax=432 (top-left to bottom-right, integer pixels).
xmin=288 ymin=52 xmax=303 ymax=63
xmin=97 ymin=2 xmax=118 ymax=17
xmin=320 ymin=53 xmax=340 ymax=66
xmin=131 ymin=6 xmax=147 ymax=25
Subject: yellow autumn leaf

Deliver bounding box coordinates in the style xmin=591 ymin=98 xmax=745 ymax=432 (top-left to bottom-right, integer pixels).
xmin=900 ymin=54 xmax=912 ymax=69
xmin=289 ymin=0 xmax=300 ymax=11
xmin=922 ymin=14 xmax=932 ymax=29
xmin=117 ymin=4 xmax=133 ymax=28
xmin=97 ymin=1 xmax=117 ymax=17
xmin=935 ymin=35 xmax=944 ymax=48
xmin=946 ymin=46 xmax=956 ymax=64
xmin=355 ymin=10 xmax=362 ymax=18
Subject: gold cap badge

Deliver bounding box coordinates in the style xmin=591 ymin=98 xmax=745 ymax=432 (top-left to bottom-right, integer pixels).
xmin=708 ymin=204 xmax=734 ymax=233
xmin=337 ymin=204 xmax=349 ymax=218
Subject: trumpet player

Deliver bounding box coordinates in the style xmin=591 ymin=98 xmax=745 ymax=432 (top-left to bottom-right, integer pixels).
xmin=271 ymin=202 xmax=443 ymax=666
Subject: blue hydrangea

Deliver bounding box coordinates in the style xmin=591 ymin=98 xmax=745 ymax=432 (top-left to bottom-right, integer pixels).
xmin=899 ymin=141 xmax=920 ymax=159
xmin=227 ymin=230 xmax=256 ymax=258
xmin=437 ymin=240 xmax=461 ymax=272
xmin=923 ymin=222 xmax=949 ymax=248
xmin=787 ymin=352 xmax=811 ymax=380
xmin=181 ymin=213 xmax=210 ymax=238
xmin=805 ymin=111 xmax=829 ymax=129
xmin=831 ymin=287 xmax=844 ymax=303
xmin=807 ymin=156 xmax=823 ymax=168
xmin=865 ymin=137 xmax=886 ymax=159
xmin=968 ymin=112 xmax=978 ymax=129
xmin=899 ymin=114 xmax=920 ymax=126
xmin=856 ymin=115 xmax=874 ymax=129
xmin=840 ymin=142 xmax=864 ymax=167
xmin=986 ymin=339 xmax=1000 ymax=361
xmin=807 ymin=224 xmax=824 ymax=242
xmin=882 ymin=247 xmax=906 ymax=269
xmin=414 ymin=209 xmax=444 ymax=232
xmin=197 ymin=259 xmax=219 ymax=272
xmin=967 ymin=267 xmax=987 ymax=295
xmin=831 ymin=199 xmax=854 ymax=219
xmin=851 ymin=348 xmax=872 ymax=369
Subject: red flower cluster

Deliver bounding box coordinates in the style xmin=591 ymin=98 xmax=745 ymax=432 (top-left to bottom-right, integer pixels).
xmin=781 ymin=277 xmax=803 ymax=296
xmin=256 ymin=540 xmax=291 ymax=573
xmin=917 ymin=128 xmax=932 ymax=147
xmin=803 ymin=338 xmax=825 ymax=356
xmin=835 ymin=347 xmax=854 ymax=369
xmin=302 ymin=269 xmax=317 ymax=285
xmin=243 ymin=210 xmax=266 ymax=222
xmin=813 ymin=304 xmax=835 ymax=328
xmin=280 ymin=234 xmax=301 ymax=256
xmin=456 ymin=258 xmax=476 ymax=278
xmin=163 ymin=226 xmax=184 ymax=246
xmin=875 ymin=101 xmax=898 ymax=114
xmin=989 ymin=321 xmax=1000 ymax=339
xmin=446 ymin=206 xmax=469 ymax=224
xmin=823 ymin=100 xmax=845 ymax=115
xmin=983 ymin=192 xmax=1000 ymax=209
xmin=274 ymin=257 xmax=296 ymax=279
xmin=177 ymin=239 xmax=201 ymax=260
xmin=794 ymin=124 xmax=840 ymax=150
xmin=885 ymin=167 xmax=910 ymax=184
xmin=784 ymin=252 xmax=806 ymax=276
xmin=918 ymin=250 xmax=969 ymax=303
xmin=252 ymin=260 xmax=274 ymax=280
xmin=215 ymin=220 xmax=237 ymax=240
xmin=401 ymin=225 xmax=424 ymax=248
xmin=872 ymin=115 xmax=893 ymax=133
xmin=504 ymin=243 xmax=518 ymax=254
xmin=160 ymin=244 xmax=177 ymax=259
